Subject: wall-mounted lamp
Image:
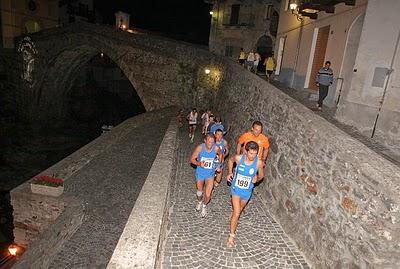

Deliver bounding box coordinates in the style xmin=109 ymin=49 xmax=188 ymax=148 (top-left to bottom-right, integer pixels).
xmin=205 ymin=69 xmax=211 ymax=74
xmin=209 ymin=11 xmax=213 ymax=15
xmin=289 ymin=1 xmax=303 ymax=21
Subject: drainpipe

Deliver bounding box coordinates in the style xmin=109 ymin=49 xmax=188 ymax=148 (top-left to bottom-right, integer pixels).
xmin=335 ymin=77 xmax=344 ymax=106
xmin=291 ymin=18 xmax=304 ymax=89
xmin=371 ymin=28 xmax=400 ymax=138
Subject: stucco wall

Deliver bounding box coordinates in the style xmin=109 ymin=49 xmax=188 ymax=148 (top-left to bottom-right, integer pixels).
xmin=336 ymin=0 xmax=400 ymax=154
xmin=216 ymin=62 xmax=400 ymax=268
xmin=275 ymin=0 xmax=367 ymax=107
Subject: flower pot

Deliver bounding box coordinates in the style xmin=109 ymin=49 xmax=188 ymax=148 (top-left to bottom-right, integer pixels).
xmin=30 ymin=183 xmax=64 ymax=197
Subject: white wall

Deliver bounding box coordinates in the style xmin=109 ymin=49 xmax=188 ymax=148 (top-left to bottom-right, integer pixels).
xmin=336 ymin=0 xmax=400 ymax=153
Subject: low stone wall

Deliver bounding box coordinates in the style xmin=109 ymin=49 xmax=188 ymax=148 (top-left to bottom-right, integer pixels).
xmin=10 ymin=108 xmax=176 ymax=267
xmin=12 ymin=196 xmax=83 ymax=269
xmin=215 ymin=62 xmax=400 ymax=268
xmin=107 ymin=119 xmax=178 ymax=269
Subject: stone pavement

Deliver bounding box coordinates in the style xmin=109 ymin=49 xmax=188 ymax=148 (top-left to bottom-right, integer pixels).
xmin=47 ymin=111 xmax=171 ymax=268
xmin=160 ymin=129 xmax=311 ymax=269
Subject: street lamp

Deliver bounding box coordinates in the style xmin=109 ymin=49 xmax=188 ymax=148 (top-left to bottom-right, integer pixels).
xmin=205 ymin=68 xmax=211 ymax=75
xmin=289 ymin=1 xmax=303 ymax=21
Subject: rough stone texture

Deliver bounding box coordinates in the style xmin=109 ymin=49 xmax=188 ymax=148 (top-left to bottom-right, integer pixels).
xmin=12 ymin=196 xmax=83 ymax=269
xmin=107 ymin=119 xmax=178 ymax=269
xmin=15 ymin=22 xmax=226 ymax=123
xmin=215 ymin=63 xmax=400 ymax=268
xmin=11 ymin=107 xmax=174 ymax=268
xmin=159 ymin=130 xmax=311 ymax=269
xmin=11 ymin=190 xmax=66 ymax=247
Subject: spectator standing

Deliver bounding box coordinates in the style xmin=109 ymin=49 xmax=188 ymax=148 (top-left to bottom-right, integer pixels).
xmin=264 ymin=54 xmax=276 ymax=82
xmin=315 ymin=61 xmax=334 ymax=111
xmin=238 ymin=48 xmax=246 ymax=67
xmin=246 ymin=50 xmax=255 ymax=72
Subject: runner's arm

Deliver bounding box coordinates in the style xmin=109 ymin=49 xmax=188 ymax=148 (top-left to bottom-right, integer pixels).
xmin=227 ymin=155 xmax=240 ymax=182
xmin=190 ymin=145 xmax=203 ymax=167
xmin=224 ymin=140 xmax=229 ymax=158
xmin=255 ymin=160 xmax=265 ymax=183
xmin=236 ymin=140 xmax=243 ymax=155
xmin=262 ymin=147 xmax=269 ymax=164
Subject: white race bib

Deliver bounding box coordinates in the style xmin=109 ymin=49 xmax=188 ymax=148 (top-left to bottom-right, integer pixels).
xmin=234 ymin=174 xmax=252 ymax=189
xmin=201 ymin=157 xmax=214 ymax=169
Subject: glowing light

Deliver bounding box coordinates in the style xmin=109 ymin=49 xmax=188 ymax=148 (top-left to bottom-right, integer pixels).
xmin=290 ymin=3 xmax=298 ymax=11
xmin=100 ymin=52 xmax=104 ymax=57
xmin=8 ymin=245 xmax=18 ymax=256
xmin=209 ymin=11 xmax=213 ymax=15
xmin=121 ymin=24 xmax=126 ymax=30
xmin=205 ymin=69 xmax=211 ymax=74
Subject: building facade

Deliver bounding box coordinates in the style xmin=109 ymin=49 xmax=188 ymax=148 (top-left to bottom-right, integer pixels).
xmin=207 ymin=0 xmax=280 ymax=65
xmin=0 ymin=0 xmax=59 ymax=48
xmin=0 ymin=0 xmax=94 ymax=48
xmin=275 ymin=0 xmax=400 ymax=155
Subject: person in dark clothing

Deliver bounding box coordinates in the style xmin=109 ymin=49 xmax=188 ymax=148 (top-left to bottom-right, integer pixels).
xmin=315 ymin=61 xmax=333 ymax=110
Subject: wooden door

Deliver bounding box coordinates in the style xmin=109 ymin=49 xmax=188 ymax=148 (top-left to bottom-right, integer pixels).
xmin=309 ymin=26 xmax=330 ymax=90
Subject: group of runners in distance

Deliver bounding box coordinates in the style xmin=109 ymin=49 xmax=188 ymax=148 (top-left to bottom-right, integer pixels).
xmin=179 ymin=108 xmax=270 ymax=248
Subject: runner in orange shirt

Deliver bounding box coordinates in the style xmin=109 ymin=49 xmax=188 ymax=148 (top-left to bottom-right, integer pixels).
xmin=236 ymin=121 xmax=269 ymax=166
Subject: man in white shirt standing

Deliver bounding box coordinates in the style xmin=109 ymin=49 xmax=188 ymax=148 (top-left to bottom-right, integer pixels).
xmin=246 ymin=50 xmax=255 ymax=72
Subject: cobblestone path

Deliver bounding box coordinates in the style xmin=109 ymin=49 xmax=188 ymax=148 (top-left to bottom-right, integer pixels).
xmin=160 ymin=130 xmax=311 ymax=269
xmin=48 ymin=112 xmax=171 ymax=268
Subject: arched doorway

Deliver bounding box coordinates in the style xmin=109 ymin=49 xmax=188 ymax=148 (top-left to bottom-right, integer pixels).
xmin=256 ymin=35 xmax=273 ymax=73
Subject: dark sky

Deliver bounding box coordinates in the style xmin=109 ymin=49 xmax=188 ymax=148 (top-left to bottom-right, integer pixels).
xmin=94 ymin=0 xmax=212 ymax=45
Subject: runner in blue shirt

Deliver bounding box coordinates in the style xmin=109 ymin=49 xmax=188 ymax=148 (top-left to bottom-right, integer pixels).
xmin=226 ymin=141 xmax=264 ymax=247
xmin=214 ymin=129 xmax=229 ymax=187
xmin=190 ymin=133 xmax=223 ymax=217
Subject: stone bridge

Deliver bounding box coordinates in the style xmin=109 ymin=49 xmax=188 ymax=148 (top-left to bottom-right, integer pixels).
xmin=16 ymin=22 xmax=223 ymax=122
xmin=10 ymin=23 xmax=400 ymax=268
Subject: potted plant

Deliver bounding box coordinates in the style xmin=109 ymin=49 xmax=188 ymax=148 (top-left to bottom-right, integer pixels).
xmin=30 ymin=175 xmax=64 ymax=197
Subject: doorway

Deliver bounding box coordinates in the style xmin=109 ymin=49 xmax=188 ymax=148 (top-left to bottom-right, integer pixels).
xmin=308 ymin=25 xmax=330 ymax=90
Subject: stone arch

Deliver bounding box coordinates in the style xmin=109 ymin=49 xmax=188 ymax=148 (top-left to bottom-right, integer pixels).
xmin=34 ymin=37 xmax=163 ymax=119
xmin=336 ymin=13 xmax=365 ymax=106
xmin=17 ymin=23 xmax=220 ymax=123
xmin=256 ymin=35 xmax=273 ymax=58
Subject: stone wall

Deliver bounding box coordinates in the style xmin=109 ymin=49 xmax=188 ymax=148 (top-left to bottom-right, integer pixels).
xmin=215 ymin=62 xmax=400 ymax=268
xmin=107 ymin=119 xmax=178 ymax=268
xmin=12 ymin=196 xmax=83 ymax=269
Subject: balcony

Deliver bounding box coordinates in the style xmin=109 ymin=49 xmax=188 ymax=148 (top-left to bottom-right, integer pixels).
xmin=296 ymin=0 xmax=356 ymax=19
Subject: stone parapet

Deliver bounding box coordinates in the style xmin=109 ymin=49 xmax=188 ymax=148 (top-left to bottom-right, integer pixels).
xmin=10 ymin=107 xmax=176 ymax=267
xmin=215 ymin=62 xmax=400 ymax=268
xmin=107 ymin=118 xmax=178 ymax=269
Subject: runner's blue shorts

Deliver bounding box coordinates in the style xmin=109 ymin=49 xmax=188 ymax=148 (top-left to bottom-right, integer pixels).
xmin=231 ymin=186 xmax=253 ymax=201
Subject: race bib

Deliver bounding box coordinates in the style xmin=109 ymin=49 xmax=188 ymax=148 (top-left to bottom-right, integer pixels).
xmin=200 ymin=157 xmax=214 ymax=169
xmin=234 ymin=174 xmax=252 ymax=189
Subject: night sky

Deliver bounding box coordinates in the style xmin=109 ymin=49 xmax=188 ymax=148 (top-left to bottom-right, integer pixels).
xmin=94 ymin=0 xmax=212 ymax=45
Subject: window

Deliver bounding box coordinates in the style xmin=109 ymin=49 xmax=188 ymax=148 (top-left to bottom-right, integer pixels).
xmin=284 ymin=0 xmax=290 ymax=11
xmin=230 ymin=4 xmax=240 ymax=25
xmin=225 ymin=45 xmax=234 ymax=57
xmin=265 ymin=5 xmax=273 ymax=20
xmin=25 ymin=21 xmax=41 ymax=33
